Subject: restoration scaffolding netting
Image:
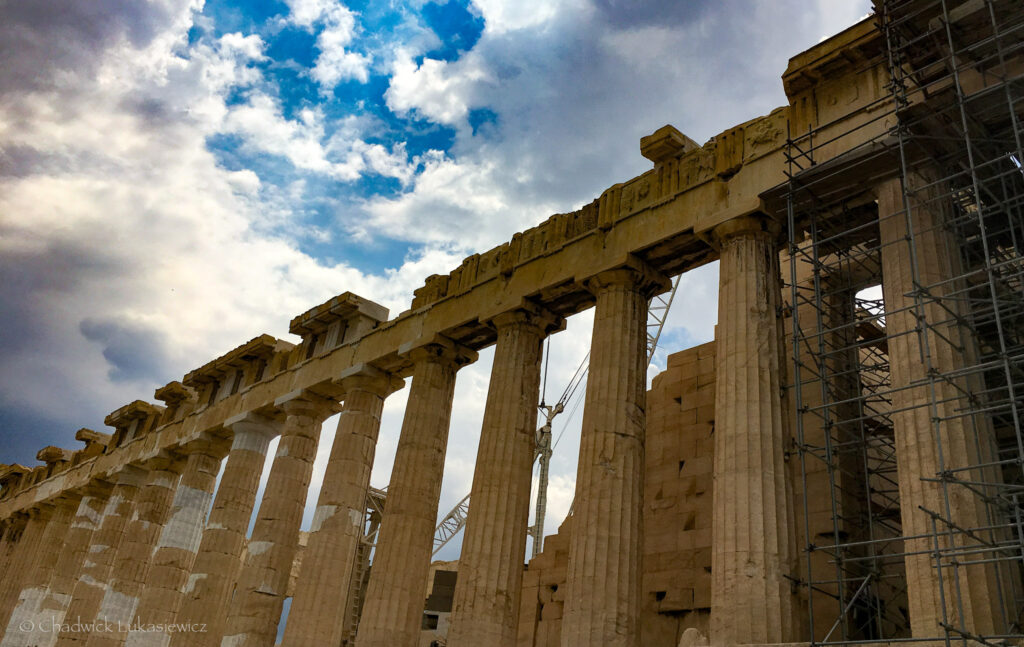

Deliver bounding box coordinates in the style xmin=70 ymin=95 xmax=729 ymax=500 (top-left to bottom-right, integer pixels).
xmin=782 ymin=0 xmax=1024 ymax=644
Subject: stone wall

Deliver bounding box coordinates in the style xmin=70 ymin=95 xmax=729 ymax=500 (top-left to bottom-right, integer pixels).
xmin=516 ymin=341 xmax=717 ymax=647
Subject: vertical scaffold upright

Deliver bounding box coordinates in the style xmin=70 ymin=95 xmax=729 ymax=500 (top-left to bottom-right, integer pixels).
xmin=782 ymin=0 xmax=1024 ymax=644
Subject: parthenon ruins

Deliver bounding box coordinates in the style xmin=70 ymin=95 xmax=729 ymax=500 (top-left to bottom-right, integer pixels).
xmin=2 ymin=1 xmax=1024 ymax=646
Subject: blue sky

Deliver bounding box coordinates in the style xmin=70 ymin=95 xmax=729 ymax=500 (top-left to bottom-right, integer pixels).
xmin=0 ymin=0 xmax=872 ymax=548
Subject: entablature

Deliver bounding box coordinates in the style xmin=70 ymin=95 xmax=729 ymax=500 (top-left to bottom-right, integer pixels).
xmin=105 ymin=400 xmax=165 ymax=450
xmin=289 ymin=292 xmax=389 ymax=361
xmin=183 ymin=334 xmax=285 ymax=410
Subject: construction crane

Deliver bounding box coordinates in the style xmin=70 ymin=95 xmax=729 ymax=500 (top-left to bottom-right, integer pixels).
xmin=647 ymin=275 xmax=681 ymax=366
xmin=433 ymin=493 xmax=470 ymax=556
xmin=424 ymin=273 xmax=683 ymax=557
xmin=340 ymin=486 xmax=388 ymax=643
xmin=527 ymin=402 xmax=561 ymax=557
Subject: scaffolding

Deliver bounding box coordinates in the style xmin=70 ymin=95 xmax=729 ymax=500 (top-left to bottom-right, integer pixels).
xmin=782 ymin=0 xmax=1024 ymax=644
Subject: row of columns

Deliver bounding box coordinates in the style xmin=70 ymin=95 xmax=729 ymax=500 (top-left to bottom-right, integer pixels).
xmin=0 ymin=261 xmax=667 ymax=647
xmin=0 ymin=390 xmax=339 ymax=647
xmin=0 ymin=186 xmax=1001 ymax=647
xmin=348 ymin=263 xmax=668 ymax=647
xmin=703 ymin=180 xmax=1007 ymax=644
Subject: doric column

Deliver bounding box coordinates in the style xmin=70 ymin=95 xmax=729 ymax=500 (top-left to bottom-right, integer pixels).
xmin=0 ymin=513 xmax=28 ymax=589
xmin=281 ymin=367 xmax=403 ymax=647
xmin=85 ymin=456 xmax=183 ymax=647
xmin=124 ymin=439 xmax=225 ymax=647
xmin=56 ymin=467 xmax=147 ymax=647
xmin=561 ymin=260 xmax=669 ymax=647
xmin=708 ymin=215 xmax=798 ymax=646
xmin=0 ymin=506 xmax=56 ymax=631
xmin=170 ymin=416 xmax=279 ymax=647
xmin=26 ymin=488 xmax=111 ymax=647
xmin=220 ymin=392 xmax=337 ymax=647
xmin=877 ymin=176 xmax=1003 ymax=637
xmin=447 ymin=305 xmax=561 ymax=647
xmin=355 ymin=339 xmax=477 ymax=647
xmin=0 ymin=515 xmax=30 ymax=618
xmin=2 ymin=497 xmax=79 ymax=644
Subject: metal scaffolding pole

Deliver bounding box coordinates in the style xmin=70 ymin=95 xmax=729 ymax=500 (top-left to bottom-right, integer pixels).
xmin=782 ymin=1 xmax=1024 ymax=643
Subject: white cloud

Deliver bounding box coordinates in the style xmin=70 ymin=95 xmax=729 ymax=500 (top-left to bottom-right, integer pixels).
xmin=219 ymin=32 xmax=267 ymax=61
xmin=285 ymin=0 xmax=341 ymax=29
xmin=0 ymin=0 xmax=463 ymax=466
xmin=285 ymin=0 xmax=371 ymax=87
xmin=222 ymin=92 xmax=366 ymax=180
xmin=1 ymin=0 xmax=874 ymax=559
xmin=362 ymin=141 xmax=418 ymax=186
xmin=361 ymin=143 xmax=592 ymax=256
xmin=471 ymin=0 xmax=572 ymax=34
xmin=384 ymin=50 xmax=489 ymax=125
xmin=227 ymin=168 xmax=262 ymax=195
xmin=312 ymin=25 xmax=372 ymax=86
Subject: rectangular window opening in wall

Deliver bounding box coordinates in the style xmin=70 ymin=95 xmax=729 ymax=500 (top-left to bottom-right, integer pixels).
xmin=422 ymin=613 xmax=439 ymax=630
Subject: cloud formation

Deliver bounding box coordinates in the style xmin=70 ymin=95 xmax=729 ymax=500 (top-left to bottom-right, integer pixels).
xmin=0 ymin=0 xmax=872 ymax=543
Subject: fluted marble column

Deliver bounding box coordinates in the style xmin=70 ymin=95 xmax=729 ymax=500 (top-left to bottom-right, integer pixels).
xmin=0 ymin=516 xmax=30 ymax=624
xmin=561 ymin=261 xmax=668 ymax=647
xmin=281 ymin=367 xmax=403 ymax=647
xmin=709 ymin=215 xmax=798 ymax=646
xmin=125 ymin=440 xmax=224 ymax=647
xmin=355 ymin=339 xmax=476 ymax=647
xmin=878 ymin=176 xmax=1003 ymax=637
xmin=2 ymin=497 xmax=79 ymax=644
xmin=0 ymin=517 xmax=26 ymax=584
xmin=0 ymin=517 xmax=24 ymax=588
xmin=23 ymin=490 xmax=110 ymax=647
xmin=171 ymin=416 xmax=278 ymax=647
xmin=85 ymin=457 xmax=183 ymax=647
xmin=57 ymin=467 xmax=147 ymax=647
xmin=0 ymin=506 xmax=56 ymax=631
xmin=447 ymin=305 xmax=559 ymax=647
xmin=220 ymin=393 xmax=336 ymax=647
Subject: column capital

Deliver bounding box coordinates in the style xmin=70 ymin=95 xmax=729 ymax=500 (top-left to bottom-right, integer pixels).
xmin=226 ymin=411 xmax=282 ymax=439
xmin=110 ymin=463 xmax=150 ymax=488
xmin=709 ymin=213 xmax=780 ymax=246
xmin=27 ymin=502 xmax=57 ymax=521
xmin=80 ymin=477 xmax=115 ymax=498
xmin=51 ymin=491 xmax=85 ymax=511
xmin=399 ymin=334 xmax=478 ymax=369
xmin=337 ymin=363 xmax=405 ymax=398
xmin=140 ymin=449 xmax=186 ymax=474
xmin=274 ymin=389 xmax=341 ymax=419
xmin=582 ymin=254 xmax=671 ymax=298
xmin=485 ymin=301 xmax=564 ymax=336
xmin=179 ymin=433 xmax=230 ymax=460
